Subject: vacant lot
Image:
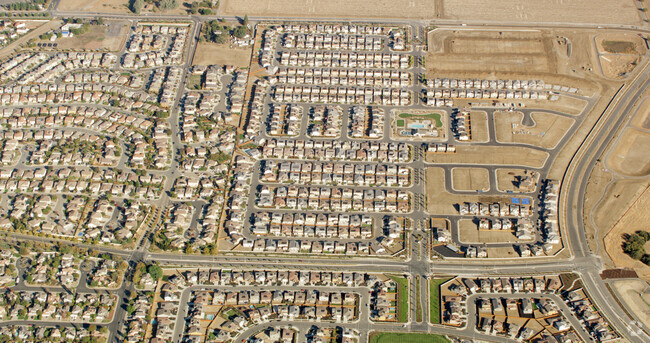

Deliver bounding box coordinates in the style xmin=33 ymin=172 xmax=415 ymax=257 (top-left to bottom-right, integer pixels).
xmin=610 ymin=279 xmax=650 ymax=328
xmin=55 ymin=21 xmax=129 ymax=51
xmin=496 ymin=168 xmax=538 ymax=193
xmin=603 ymin=188 xmax=650 ymax=281
xmin=630 ymin=97 xmax=650 ymax=130
xmin=426 ymin=145 xmax=548 ymax=168
xmin=606 ymin=127 xmax=650 ymax=177
xmin=442 ymin=0 xmax=640 ymax=25
xmin=469 ymin=111 xmax=489 ymax=142
xmin=427 ymin=29 xmax=554 ymax=76
xmin=451 ymin=167 xmax=490 ymax=192
xmin=58 ymin=0 xmax=130 ymax=13
xmin=221 ymin=0 xmax=437 ymax=18
xmin=595 ymin=33 xmax=645 ymax=79
xmin=494 ymin=111 xmax=574 ymax=149
xmin=193 ymin=43 xmax=252 ymax=67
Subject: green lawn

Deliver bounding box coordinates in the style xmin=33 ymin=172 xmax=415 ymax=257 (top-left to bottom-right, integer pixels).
xmin=187 ymin=74 xmax=203 ymax=90
xmin=398 ymin=112 xmax=443 ymax=127
xmin=388 ymin=275 xmax=409 ymax=323
xmin=371 ymin=332 xmax=451 ymax=343
xmin=429 ymin=278 xmax=451 ymax=324
xmin=397 ymin=119 xmax=405 ymax=127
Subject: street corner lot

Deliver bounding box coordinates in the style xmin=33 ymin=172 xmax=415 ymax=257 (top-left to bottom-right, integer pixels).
xmin=457 ymin=218 xmax=534 ymax=244
xmin=468 ymin=110 xmax=489 ymax=142
xmin=220 ymin=0 xmax=437 ymax=19
xmin=392 ymin=110 xmax=446 ymax=141
xmin=606 ymin=127 xmax=650 ymax=177
xmin=495 ymin=168 xmax=539 ymax=193
xmin=426 ymin=29 xmax=556 ymax=76
xmin=425 ymin=167 xmax=463 ymax=215
xmin=53 ymin=20 xmax=130 ymax=52
xmin=595 ymin=33 xmax=646 ymax=79
xmin=610 ymin=279 xmax=650 ymax=329
xmin=451 ymin=167 xmax=490 ymax=192
xmin=426 ymin=145 xmax=549 ymax=169
xmin=193 ymin=43 xmax=253 ymax=67
xmin=494 ymin=111 xmax=574 ymax=150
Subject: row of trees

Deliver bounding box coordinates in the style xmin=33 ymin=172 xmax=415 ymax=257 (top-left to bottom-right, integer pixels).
xmin=4 ymin=0 xmax=46 ymax=11
xmin=622 ymin=231 xmax=650 ymax=265
xmin=130 ymin=0 xmax=178 ymax=14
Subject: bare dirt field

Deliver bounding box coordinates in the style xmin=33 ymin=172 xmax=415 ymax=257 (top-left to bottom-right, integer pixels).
xmin=54 ymin=21 xmax=129 ymax=51
xmin=441 ymin=0 xmax=641 ymax=25
xmin=220 ymin=0 xmax=437 ymax=19
xmin=427 ymin=146 xmax=549 ymax=168
xmin=193 ymin=43 xmax=252 ymax=67
xmin=494 ymin=111 xmax=574 ymax=149
xmin=469 ymin=111 xmax=489 ymax=142
xmin=610 ymin=279 xmax=650 ymax=328
xmin=603 ymin=188 xmax=650 ymax=280
xmin=451 ymin=167 xmax=490 ymax=192
xmin=630 ymin=97 xmax=650 ymax=130
xmin=427 ymin=29 xmax=556 ymax=75
xmin=595 ymin=33 xmax=646 ymax=79
xmin=606 ymin=127 xmax=650 ymax=177
xmin=458 ymin=219 xmax=531 ymax=244
xmin=496 ymin=168 xmax=539 ymax=193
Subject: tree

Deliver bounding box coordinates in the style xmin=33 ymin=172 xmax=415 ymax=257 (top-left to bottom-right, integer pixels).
xmin=147 ymin=264 xmax=163 ymax=280
xmin=130 ymin=0 xmax=143 ymax=14
xmin=233 ymin=25 xmax=247 ymax=39
xmin=158 ymin=0 xmax=178 ymax=10
xmin=243 ymin=15 xmax=249 ymax=27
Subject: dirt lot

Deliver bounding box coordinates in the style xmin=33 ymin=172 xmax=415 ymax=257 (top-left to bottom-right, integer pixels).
xmin=610 ymin=279 xmax=650 ymax=328
xmin=441 ymin=0 xmax=641 ymax=25
xmin=458 ymin=219 xmax=531 ymax=244
xmin=494 ymin=111 xmax=574 ymax=149
xmin=193 ymin=43 xmax=252 ymax=67
xmin=451 ymin=167 xmax=490 ymax=191
xmin=630 ymin=97 xmax=650 ymax=130
xmin=496 ymin=168 xmax=539 ymax=193
xmin=220 ymin=0 xmax=437 ymax=18
xmin=606 ymin=127 xmax=650 ymax=177
xmin=595 ymin=33 xmax=646 ymax=79
xmin=53 ymin=21 xmax=129 ymax=51
xmin=426 ymin=146 xmax=549 ymax=168
xmin=427 ymin=29 xmax=555 ymax=75
xmin=603 ymin=188 xmax=650 ymax=280
xmin=469 ymin=111 xmax=489 ymax=142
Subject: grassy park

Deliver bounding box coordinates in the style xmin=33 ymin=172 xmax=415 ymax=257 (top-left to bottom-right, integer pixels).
xmin=370 ymin=332 xmax=451 ymax=343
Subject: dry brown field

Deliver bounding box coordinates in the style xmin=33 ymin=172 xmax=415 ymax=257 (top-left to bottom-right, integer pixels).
xmin=606 ymin=127 xmax=650 ymax=177
xmin=494 ymin=111 xmax=574 ymax=149
xmin=451 ymin=167 xmax=490 ymax=192
xmin=469 ymin=111 xmax=489 ymax=142
xmin=54 ymin=21 xmax=129 ymax=51
xmin=603 ymin=188 xmax=650 ymax=280
xmin=426 ymin=146 xmax=549 ymax=168
xmin=220 ymin=0 xmax=437 ymax=19
xmin=441 ymin=0 xmax=641 ymax=25
xmin=610 ymin=280 xmax=650 ymax=328
xmin=193 ymin=43 xmax=252 ymax=67
xmin=630 ymin=97 xmax=650 ymax=130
